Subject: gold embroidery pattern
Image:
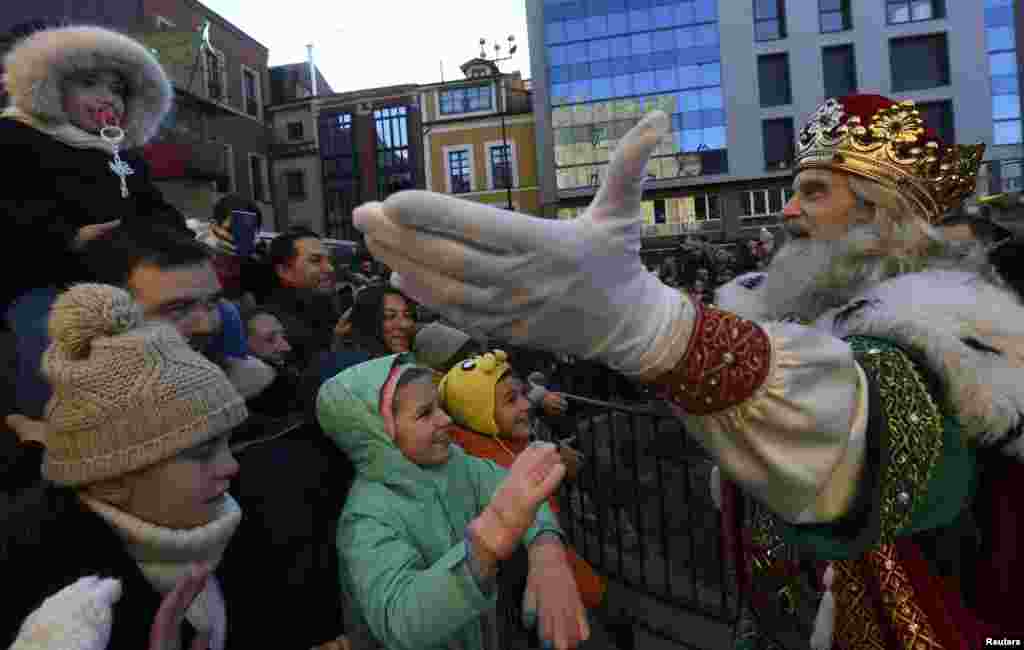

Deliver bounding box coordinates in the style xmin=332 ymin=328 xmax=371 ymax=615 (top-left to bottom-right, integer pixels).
xmin=831 ymin=556 xmax=887 ymax=650
xmin=655 ymin=302 xmax=772 ymax=415
xmin=868 ymin=545 xmax=944 ymax=649
xmin=845 ymin=336 xmax=945 ymax=545
xmin=831 ymin=546 xmax=945 ymax=650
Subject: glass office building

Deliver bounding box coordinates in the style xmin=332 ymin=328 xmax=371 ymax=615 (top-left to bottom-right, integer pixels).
xmin=543 ymin=0 xmax=727 ymax=193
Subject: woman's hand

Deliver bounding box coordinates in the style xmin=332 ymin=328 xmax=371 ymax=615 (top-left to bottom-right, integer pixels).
xmin=469 ymin=442 xmax=565 ymax=561
xmin=524 ymin=539 xmax=590 ymax=650
xmin=149 ymin=563 xmax=211 ymax=650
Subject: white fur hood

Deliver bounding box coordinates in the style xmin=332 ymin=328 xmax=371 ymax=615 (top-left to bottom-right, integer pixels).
xmin=3 ymin=26 xmax=172 ymax=148
xmin=719 ymin=270 xmax=1024 ymax=459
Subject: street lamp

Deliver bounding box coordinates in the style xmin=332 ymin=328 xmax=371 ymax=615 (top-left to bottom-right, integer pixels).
xmin=479 ymin=35 xmax=517 ymax=210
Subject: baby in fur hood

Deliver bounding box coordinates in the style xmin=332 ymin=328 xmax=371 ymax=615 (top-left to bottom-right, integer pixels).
xmin=1 ymin=23 xmax=189 ymax=417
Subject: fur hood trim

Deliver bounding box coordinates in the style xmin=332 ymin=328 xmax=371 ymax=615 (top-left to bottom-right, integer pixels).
xmin=3 ymin=26 xmax=172 ymax=148
xmin=720 ymin=270 xmax=1024 ymax=459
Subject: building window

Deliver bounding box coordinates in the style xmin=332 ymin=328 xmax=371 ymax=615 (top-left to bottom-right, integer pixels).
xmin=287 ymin=122 xmax=304 ymax=141
xmin=754 ymin=0 xmax=787 ymax=42
xmin=986 ymin=0 xmax=1022 ymax=145
xmin=819 ymin=0 xmax=851 ymax=32
xmin=758 ymin=53 xmax=792 ymax=107
xmin=886 ymin=0 xmax=944 ymax=24
xmin=488 ymin=142 xmax=517 ymax=190
xmin=694 ymin=193 xmax=721 ymax=222
xmin=249 ymin=154 xmax=268 ymax=202
xmin=447 ymin=148 xmax=472 ymax=194
xmin=917 ymin=100 xmax=955 ymax=144
xmin=285 ymin=170 xmax=306 ymax=200
xmin=823 ymin=44 xmax=857 ymax=98
xmin=319 ymin=112 xmax=359 ymax=240
xmin=763 ymin=118 xmax=795 ymax=171
xmin=439 ymin=85 xmax=493 ymax=115
xmin=890 ymin=34 xmax=950 ymax=92
xmin=205 ymin=49 xmax=225 ymax=101
xmin=242 ymin=66 xmax=261 ymax=118
xmin=374 ymin=106 xmax=414 ymax=198
xmin=740 ymin=188 xmax=790 ymax=218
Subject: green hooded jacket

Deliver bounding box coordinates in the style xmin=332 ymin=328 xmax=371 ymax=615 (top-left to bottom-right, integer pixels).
xmin=317 ymin=354 xmax=563 ymax=650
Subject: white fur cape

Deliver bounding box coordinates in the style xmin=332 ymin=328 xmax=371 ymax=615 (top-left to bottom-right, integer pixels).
xmin=718 ymin=269 xmax=1024 ymax=459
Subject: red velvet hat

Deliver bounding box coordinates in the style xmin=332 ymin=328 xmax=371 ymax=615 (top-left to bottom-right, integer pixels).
xmin=796 ymin=94 xmax=985 ymax=223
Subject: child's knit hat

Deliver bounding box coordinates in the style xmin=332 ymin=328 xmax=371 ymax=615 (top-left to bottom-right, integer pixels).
xmin=438 ymin=350 xmax=512 ymax=437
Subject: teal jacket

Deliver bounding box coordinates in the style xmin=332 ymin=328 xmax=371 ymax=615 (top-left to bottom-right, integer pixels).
xmin=317 ymin=354 xmax=563 ymax=650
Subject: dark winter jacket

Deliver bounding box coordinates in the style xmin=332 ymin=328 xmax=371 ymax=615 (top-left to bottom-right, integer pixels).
xmin=225 ymin=417 xmax=354 ymax=648
xmin=263 ymin=287 xmax=343 ymax=372
xmin=0 ymin=118 xmax=188 ymax=310
xmin=0 ymin=484 xmax=241 ymax=650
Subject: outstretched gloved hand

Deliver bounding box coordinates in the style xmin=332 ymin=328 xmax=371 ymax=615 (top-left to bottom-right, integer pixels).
xmin=353 ymin=111 xmax=689 ymax=379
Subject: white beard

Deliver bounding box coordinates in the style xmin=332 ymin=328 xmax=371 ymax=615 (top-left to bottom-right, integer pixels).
xmin=753 ymin=224 xmax=991 ymax=323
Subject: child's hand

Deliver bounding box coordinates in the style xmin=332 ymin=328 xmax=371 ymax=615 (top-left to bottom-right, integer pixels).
xmin=558 ymin=438 xmax=583 ymax=481
xmin=73 ymin=220 xmax=121 ymax=249
xmin=542 ymin=392 xmax=568 ymax=417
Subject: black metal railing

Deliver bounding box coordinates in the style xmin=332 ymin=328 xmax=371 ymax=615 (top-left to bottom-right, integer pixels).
xmin=554 ymin=397 xmax=740 ymax=626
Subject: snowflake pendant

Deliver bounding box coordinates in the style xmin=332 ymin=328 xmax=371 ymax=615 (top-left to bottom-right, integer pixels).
xmin=109 ymin=155 xmax=134 ymax=199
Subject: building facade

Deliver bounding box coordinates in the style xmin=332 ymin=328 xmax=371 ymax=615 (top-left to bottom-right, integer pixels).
xmin=419 ymin=58 xmax=541 ymax=215
xmin=0 ymin=0 xmax=275 ymax=227
xmin=527 ymin=0 xmax=1022 ymax=244
xmin=266 ymin=84 xmax=425 ymax=240
xmin=267 ymin=63 xmax=333 ymax=232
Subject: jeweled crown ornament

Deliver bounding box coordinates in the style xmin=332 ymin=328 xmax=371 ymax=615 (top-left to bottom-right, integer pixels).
xmin=797 ymin=94 xmax=985 ymax=223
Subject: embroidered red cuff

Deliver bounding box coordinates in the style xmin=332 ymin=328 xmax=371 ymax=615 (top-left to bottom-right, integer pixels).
xmin=653 ymin=302 xmax=772 ymax=415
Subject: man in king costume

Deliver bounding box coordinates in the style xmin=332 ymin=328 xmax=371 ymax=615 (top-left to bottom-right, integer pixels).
xmin=351 ymin=94 xmax=1024 ymax=648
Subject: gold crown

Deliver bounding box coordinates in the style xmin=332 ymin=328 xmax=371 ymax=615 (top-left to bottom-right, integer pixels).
xmin=797 ymin=98 xmax=985 ymax=223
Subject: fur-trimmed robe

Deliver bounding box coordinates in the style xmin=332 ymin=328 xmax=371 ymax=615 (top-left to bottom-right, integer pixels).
xmin=718 ymin=269 xmax=1024 ymax=458
xmin=715 ymin=269 xmax=1024 ymax=644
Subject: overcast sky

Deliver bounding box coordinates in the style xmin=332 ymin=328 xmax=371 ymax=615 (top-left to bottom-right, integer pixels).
xmin=203 ymin=0 xmax=533 ymax=92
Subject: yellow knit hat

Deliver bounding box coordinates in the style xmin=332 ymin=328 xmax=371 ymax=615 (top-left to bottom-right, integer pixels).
xmin=438 ymin=350 xmax=512 ymax=437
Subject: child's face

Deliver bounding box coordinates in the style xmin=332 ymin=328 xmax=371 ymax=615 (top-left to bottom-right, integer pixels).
xmin=493 ymin=375 xmax=532 ymax=440
xmin=119 ymin=433 xmax=239 ymax=528
xmin=62 ymin=70 xmax=127 ymax=134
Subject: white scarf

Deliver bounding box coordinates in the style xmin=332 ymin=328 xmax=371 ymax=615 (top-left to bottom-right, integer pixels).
xmin=80 ymin=494 xmax=243 ymax=650
xmin=2 ymin=107 xmax=116 ymax=154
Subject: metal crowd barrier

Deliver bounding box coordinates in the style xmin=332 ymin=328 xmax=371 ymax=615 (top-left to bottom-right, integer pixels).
xmin=522 ymin=358 xmax=741 ymax=648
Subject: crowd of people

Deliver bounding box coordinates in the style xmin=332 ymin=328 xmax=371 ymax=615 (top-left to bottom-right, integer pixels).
xmin=3 ymin=19 xmax=1024 ymax=650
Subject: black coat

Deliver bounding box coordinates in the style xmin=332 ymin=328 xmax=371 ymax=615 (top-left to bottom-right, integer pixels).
xmin=226 ymin=417 xmax=354 ymax=648
xmin=263 ymin=288 xmax=342 ymax=373
xmin=0 ymin=119 xmax=187 ymax=310
xmin=0 ymin=484 xmax=243 ymax=650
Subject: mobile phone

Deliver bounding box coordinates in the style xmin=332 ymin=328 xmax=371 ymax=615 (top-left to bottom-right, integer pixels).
xmin=230 ymin=210 xmax=259 ymax=258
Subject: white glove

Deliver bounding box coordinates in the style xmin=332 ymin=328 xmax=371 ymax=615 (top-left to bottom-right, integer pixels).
xmin=353 ymin=111 xmax=691 ymax=378
xmin=11 ymin=576 xmax=122 ymax=650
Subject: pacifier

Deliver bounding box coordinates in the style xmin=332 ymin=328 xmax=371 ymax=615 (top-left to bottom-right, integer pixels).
xmin=97 ymin=109 xmax=124 ymax=145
